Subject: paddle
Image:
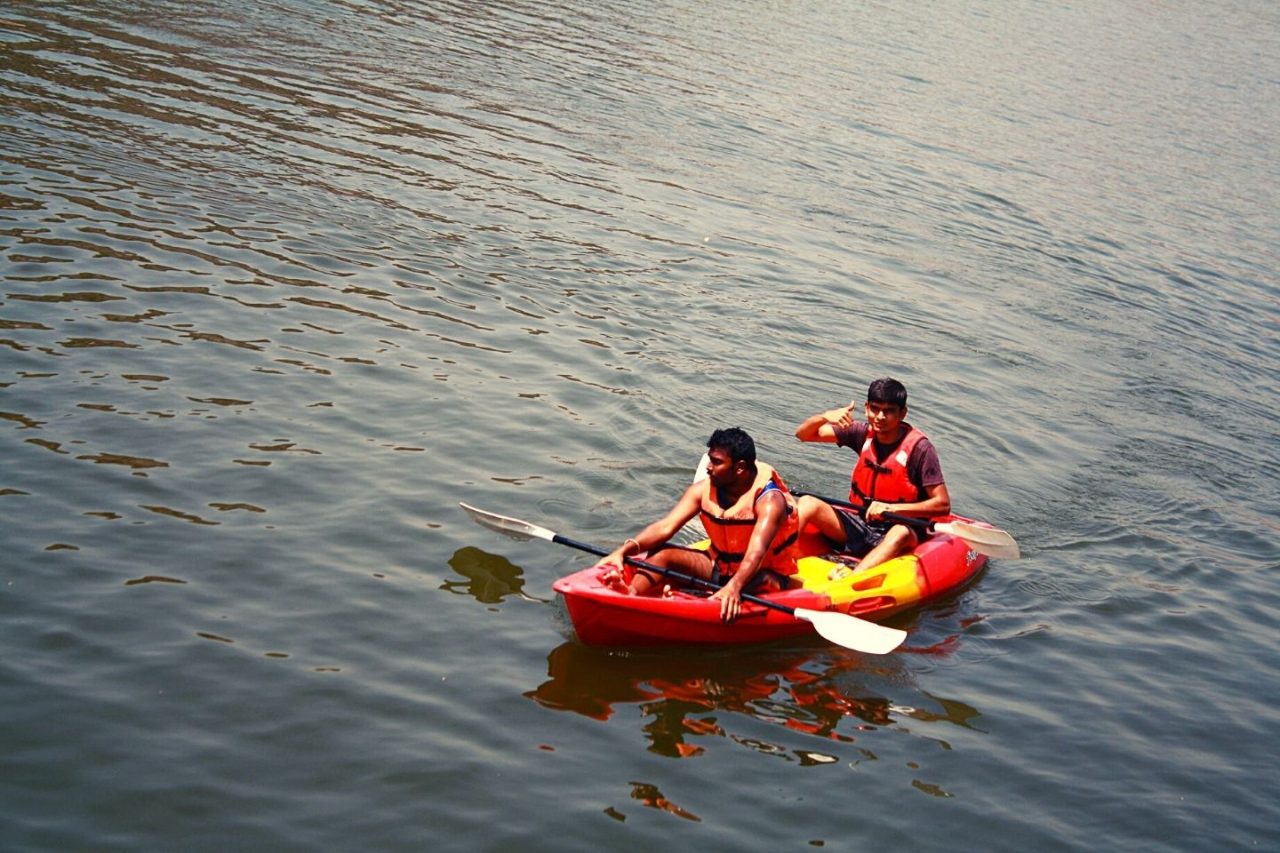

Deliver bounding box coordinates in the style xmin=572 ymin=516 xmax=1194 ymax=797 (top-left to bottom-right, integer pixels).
xmin=791 ymin=491 xmax=1021 ymax=560
xmin=458 ymin=502 xmax=907 ymax=654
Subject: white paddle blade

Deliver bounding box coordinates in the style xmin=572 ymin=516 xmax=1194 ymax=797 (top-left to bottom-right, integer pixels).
xmin=935 ymin=520 xmax=1021 ymax=560
xmin=694 ymin=452 xmax=710 ymax=483
xmin=459 ymin=502 xmax=555 ymax=542
xmin=793 ymin=608 xmax=907 ymax=655
xmin=669 ymin=455 xmax=712 ymax=545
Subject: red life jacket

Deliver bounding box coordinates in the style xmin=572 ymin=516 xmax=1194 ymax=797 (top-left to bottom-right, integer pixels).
xmin=699 ymin=462 xmax=799 ymax=578
xmin=849 ymin=425 xmax=927 ymax=511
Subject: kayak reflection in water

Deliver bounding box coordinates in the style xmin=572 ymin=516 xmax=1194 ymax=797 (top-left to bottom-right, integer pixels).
xmin=525 ymin=641 xmax=922 ymax=759
xmin=593 ymin=427 xmax=803 ymax=622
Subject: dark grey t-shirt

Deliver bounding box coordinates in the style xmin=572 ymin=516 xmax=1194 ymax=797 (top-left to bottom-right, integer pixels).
xmin=832 ymin=421 xmax=945 ymax=491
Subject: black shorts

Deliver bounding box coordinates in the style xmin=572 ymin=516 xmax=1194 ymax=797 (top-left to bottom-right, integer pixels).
xmin=834 ymin=507 xmax=901 ymax=557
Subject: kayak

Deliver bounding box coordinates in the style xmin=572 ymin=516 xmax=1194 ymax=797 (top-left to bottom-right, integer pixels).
xmin=551 ymin=516 xmax=991 ymax=647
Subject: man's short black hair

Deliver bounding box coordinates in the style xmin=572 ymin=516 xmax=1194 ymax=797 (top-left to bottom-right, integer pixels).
xmin=867 ymin=377 xmax=908 ymax=408
xmin=708 ymin=427 xmax=756 ymax=465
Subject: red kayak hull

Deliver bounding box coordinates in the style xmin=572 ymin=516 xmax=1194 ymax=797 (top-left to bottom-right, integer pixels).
xmin=551 ymin=516 xmax=990 ymax=647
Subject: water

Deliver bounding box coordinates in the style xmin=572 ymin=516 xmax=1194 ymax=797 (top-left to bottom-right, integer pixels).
xmin=2 ymin=1 xmax=1277 ymax=849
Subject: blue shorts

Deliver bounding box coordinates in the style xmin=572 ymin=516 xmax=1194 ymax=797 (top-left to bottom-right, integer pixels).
xmin=634 ymin=545 xmax=789 ymax=592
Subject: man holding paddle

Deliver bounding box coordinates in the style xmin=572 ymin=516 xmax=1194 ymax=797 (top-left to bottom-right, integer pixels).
xmin=594 ymin=427 xmax=801 ymax=622
xmin=794 ymin=377 xmax=952 ymax=574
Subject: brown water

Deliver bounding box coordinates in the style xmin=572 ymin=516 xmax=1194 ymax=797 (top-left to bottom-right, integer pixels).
xmin=2 ymin=1 xmax=1278 ymax=849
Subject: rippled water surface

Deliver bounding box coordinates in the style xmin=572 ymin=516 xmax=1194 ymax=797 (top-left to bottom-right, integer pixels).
xmin=2 ymin=1 xmax=1277 ymax=850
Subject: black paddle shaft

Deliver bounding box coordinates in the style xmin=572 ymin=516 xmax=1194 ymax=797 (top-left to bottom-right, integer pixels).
xmin=551 ymin=533 xmax=803 ymax=617
xmin=791 ymin=490 xmax=935 ymax=532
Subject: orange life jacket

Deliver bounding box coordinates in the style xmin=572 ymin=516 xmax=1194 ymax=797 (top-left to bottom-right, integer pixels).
xmin=699 ymin=462 xmax=799 ymax=578
xmin=849 ymin=425 xmax=927 ymax=510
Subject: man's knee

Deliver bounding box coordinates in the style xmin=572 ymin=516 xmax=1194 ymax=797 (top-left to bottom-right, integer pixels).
xmin=885 ymin=523 xmax=919 ymax=553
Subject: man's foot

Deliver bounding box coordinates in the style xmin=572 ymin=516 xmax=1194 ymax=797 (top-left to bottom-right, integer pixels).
xmin=600 ymin=564 xmax=634 ymax=594
xmin=828 ymin=555 xmax=861 ymax=580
